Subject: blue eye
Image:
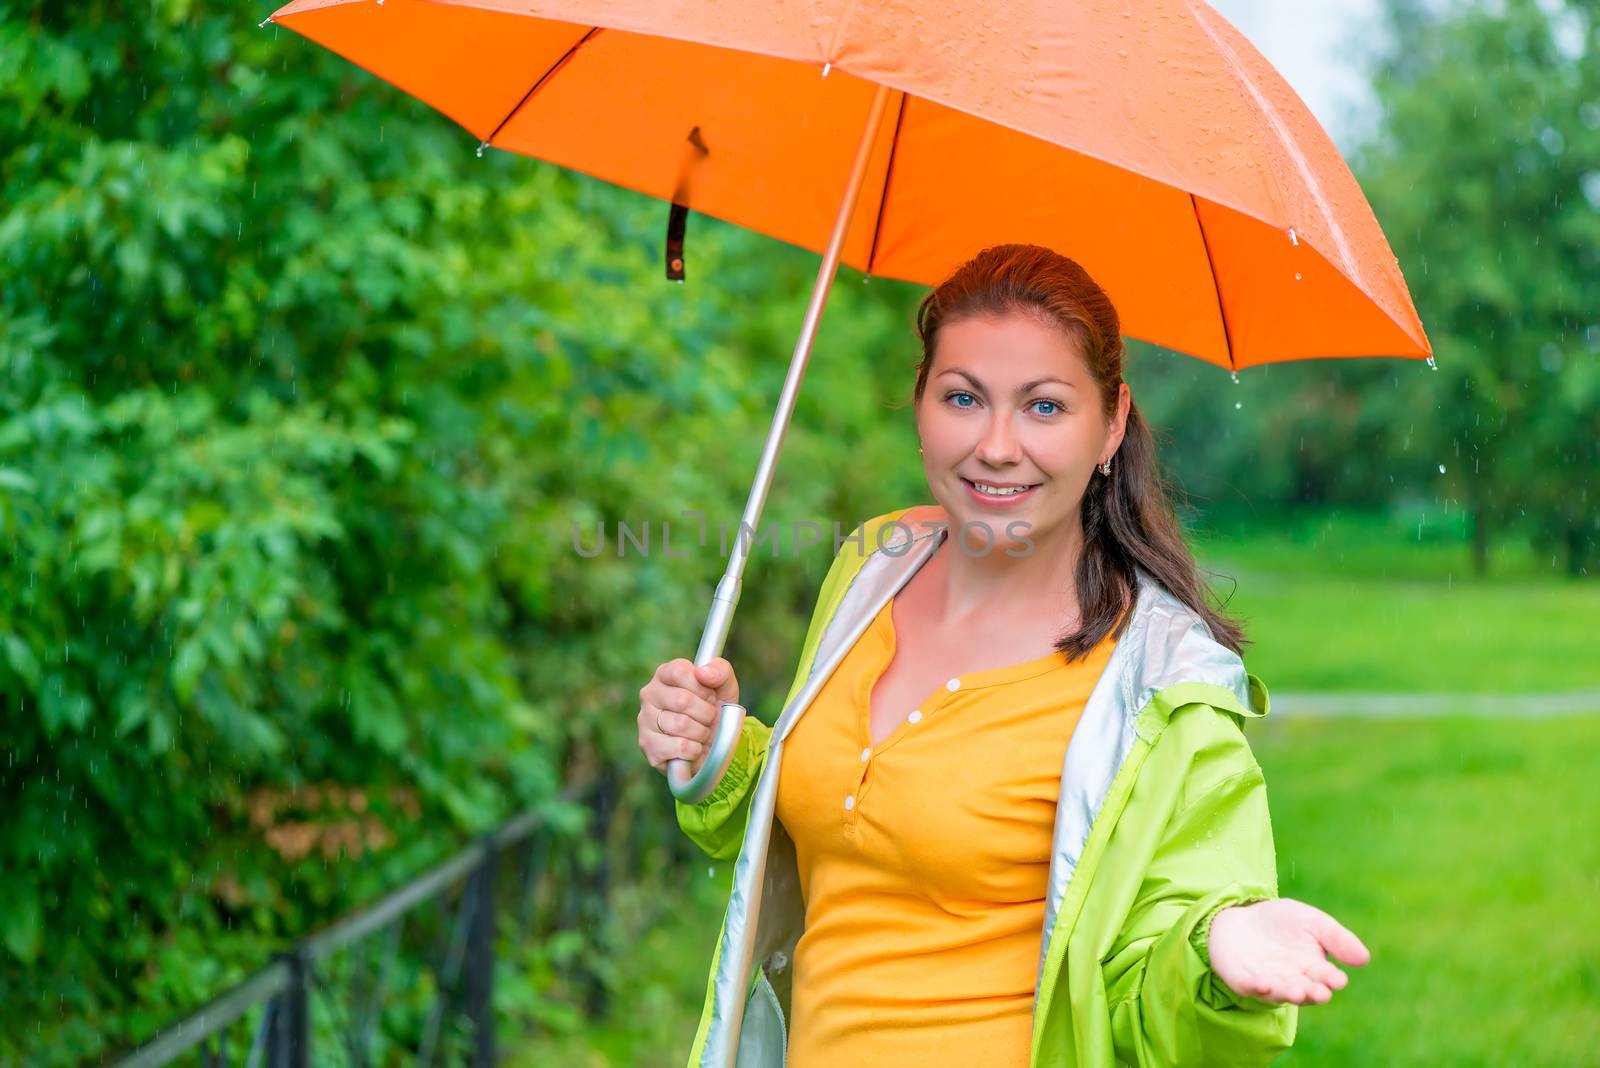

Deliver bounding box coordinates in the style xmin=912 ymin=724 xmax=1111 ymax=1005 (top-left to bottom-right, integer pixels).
xmin=946 ymin=391 xmax=978 ymax=409
xmin=1030 ymin=399 xmax=1062 ymax=416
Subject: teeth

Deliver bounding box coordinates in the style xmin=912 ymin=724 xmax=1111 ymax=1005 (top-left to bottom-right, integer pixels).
xmin=972 ymin=482 xmax=1033 ymax=496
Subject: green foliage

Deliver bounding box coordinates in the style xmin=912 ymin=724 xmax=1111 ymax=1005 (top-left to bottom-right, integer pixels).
xmin=1354 ymin=0 xmax=1599 ymax=573
xmin=4 ymin=0 xmax=1594 ymax=1060
xmin=0 ymin=1 xmax=924 ymax=1060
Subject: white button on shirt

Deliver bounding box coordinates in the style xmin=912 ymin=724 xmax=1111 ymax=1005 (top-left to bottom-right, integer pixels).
xmin=907 ymin=710 xmax=923 ymax=724
xmin=946 ymin=678 xmax=962 ymax=691
xmin=844 ymin=795 xmax=856 ymax=811
xmin=860 ymin=747 xmax=872 ymax=762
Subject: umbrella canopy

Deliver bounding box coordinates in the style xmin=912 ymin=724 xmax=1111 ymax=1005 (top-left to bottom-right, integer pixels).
xmin=268 ymin=0 xmax=1429 ymax=369
xmin=267 ymin=0 xmax=1433 ymax=802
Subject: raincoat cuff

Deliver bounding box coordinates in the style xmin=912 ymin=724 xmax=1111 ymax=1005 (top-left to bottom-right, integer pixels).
xmin=1188 ymin=886 xmax=1278 ymax=1012
xmin=674 ymin=716 xmax=768 ymax=828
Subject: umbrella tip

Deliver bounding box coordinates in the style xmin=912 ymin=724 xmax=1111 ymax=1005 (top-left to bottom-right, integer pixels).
xmin=822 ymin=61 xmax=832 ymax=78
xmin=1229 ymin=370 xmax=1240 ymax=385
xmin=1425 ymin=355 xmax=1437 ymax=370
xmin=476 ymin=141 xmax=490 ymax=158
xmin=258 ymin=15 xmax=272 ymax=27
xmin=1287 ymin=227 xmax=1299 ymax=247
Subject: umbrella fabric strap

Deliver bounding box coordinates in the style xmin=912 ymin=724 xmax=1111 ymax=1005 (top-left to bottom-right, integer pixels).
xmin=666 ymin=202 xmax=689 ymax=280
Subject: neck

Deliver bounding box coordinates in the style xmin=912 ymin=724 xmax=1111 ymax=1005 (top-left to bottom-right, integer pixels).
xmin=929 ymin=511 xmax=1086 ymax=627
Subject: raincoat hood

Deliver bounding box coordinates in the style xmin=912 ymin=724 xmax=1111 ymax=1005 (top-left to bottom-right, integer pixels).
xmin=676 ymin=508 xmax=1296 ymax=1067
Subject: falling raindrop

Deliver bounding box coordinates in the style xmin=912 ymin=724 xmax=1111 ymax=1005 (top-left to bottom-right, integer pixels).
xmin=476 ymin=141 xmax=489 ymax=158
xmin=1438 ymin=464 xmax=1446 ymax=474
xmin=1229 ymin=371 xmax=1240 ymax=384
xmin=1234 ymin=401 xmax=1242 ymax=410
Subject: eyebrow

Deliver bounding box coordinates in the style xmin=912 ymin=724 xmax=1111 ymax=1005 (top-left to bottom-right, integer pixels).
xmin=938 ymin=368 xmax=1078 ymax=394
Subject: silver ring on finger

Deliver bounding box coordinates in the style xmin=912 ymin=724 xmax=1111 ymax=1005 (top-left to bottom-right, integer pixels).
xmin=657 ymin=711 xmax=671 ymax=737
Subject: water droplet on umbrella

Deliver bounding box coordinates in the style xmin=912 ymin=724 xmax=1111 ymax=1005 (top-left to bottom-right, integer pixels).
xmin=1294 ymin=272 xmax=1302 ymax=280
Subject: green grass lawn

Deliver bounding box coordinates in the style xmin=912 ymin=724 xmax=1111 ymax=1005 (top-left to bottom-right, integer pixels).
xmin=1211 ymin=571 xmax=1600 ymax=694
xmin=516 ymin=714 xmax=1600 ymax=1068
xmin=1193 ymin=510 xmax=1600 ymax=694
xmin=1255 ymin=714 xmax=1600 ymax=1067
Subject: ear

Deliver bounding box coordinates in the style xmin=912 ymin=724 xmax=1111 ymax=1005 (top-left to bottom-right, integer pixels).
xmin=1103 ymin=382 xmax=1131 ymax=463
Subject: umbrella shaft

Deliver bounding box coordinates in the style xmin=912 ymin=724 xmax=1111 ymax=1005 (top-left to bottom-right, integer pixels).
xmin=669 ymin=80 xmax=893 ymax=805
xmin=693 ymin=81 xmax=894 ymax=670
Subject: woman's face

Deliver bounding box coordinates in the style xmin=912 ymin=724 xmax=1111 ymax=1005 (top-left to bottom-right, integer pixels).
xmin=915 ymin=310 xmax=1129 ymax=555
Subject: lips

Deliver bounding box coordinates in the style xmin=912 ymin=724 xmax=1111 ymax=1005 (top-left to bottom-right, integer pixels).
xmin=961 ymin=477 xmax=1040 ymax=507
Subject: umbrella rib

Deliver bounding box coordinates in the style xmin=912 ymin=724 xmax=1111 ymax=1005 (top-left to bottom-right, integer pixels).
xmin=1190 ymin=193 xmax=1238 ymax=372
xmin=482 ymin=25 xmax=604 ymax=149
xmin=865 ymin=91 xmax=908 ymax=277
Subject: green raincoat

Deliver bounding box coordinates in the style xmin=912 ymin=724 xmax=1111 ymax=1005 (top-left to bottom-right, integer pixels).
xmin=675 ymin=508 xmax=1296 ymax=1067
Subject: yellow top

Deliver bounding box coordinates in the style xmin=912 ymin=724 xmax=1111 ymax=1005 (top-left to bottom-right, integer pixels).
xmin=775 ymin=594 xmax=1117 ymax=1067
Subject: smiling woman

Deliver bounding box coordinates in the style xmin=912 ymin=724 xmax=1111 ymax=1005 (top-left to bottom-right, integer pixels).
xmin=639 ymin=244 xmax=1370 ymax=1068
xmin=909 ymin=243 xmax=1245 ymax=662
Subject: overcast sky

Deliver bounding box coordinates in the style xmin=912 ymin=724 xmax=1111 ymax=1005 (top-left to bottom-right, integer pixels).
xmin=1205 ymin=0 xmax=1387 ymax=150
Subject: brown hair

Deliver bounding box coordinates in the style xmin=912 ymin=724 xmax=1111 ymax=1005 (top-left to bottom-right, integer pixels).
xmin=912 ymin=243 xmax=1246 ymax=660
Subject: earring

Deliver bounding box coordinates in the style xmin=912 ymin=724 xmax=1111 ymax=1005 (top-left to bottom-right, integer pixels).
xmin=1098 ymin=459 xmax=1112 ymax=476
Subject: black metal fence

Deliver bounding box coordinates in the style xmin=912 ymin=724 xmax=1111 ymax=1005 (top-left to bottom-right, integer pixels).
xmin=109 ymin=774 xmax=635 ymax=1068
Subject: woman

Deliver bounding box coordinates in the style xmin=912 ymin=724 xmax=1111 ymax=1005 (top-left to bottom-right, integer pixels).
xmin=637 ymin=244 xmax=1368 ymax=1068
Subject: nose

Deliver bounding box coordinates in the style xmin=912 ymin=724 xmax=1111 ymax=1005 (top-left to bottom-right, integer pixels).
xmin=973 ymin=411 xmax=1023 ymax=468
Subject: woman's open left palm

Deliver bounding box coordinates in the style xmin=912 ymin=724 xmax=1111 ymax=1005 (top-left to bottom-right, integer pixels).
xmin=1207 ymin=898 xmax=1371 ymax=1006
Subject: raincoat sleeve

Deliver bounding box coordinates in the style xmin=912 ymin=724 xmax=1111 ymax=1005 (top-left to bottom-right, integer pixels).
xmin=672 ymin=716 xmax=773 ymax=861
xmin=1101 ymin=705 xmax=1297 ymax=1067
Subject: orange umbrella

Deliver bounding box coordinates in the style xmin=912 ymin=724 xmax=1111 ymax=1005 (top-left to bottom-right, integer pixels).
xmin=266 ymin=0 xmax=1432 ymax=799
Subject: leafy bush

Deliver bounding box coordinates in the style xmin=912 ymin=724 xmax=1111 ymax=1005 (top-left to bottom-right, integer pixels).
xmin=0 ymin=2 xmax=924 ymax=1060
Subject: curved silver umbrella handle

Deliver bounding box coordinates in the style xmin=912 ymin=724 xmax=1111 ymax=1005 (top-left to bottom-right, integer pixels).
xmin=667 ymin=572 xmax=746 ymax=804
xmin=667 ymin=700 xmax=746 ymax=804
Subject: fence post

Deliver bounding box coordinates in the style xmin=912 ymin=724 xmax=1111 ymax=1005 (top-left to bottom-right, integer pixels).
xmin=270 ymin=948 xmax=311 ymax=1068
xmin=465 ymin=840 xmax=497 ymax=1067
xmin=584 ymin=770 xmax=618 ymax=1018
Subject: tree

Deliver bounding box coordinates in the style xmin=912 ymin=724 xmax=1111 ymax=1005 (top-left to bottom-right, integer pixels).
xmin=1356 ymin=0 xmax=1600 ymax=575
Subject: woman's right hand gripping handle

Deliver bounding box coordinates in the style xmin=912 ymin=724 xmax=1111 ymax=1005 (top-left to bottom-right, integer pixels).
xmin=637 ymin=657 xmax=741 ymax=781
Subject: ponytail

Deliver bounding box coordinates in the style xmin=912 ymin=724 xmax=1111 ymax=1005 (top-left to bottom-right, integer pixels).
xmin=1065 ymin=398 xmax=1245 ymax=659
